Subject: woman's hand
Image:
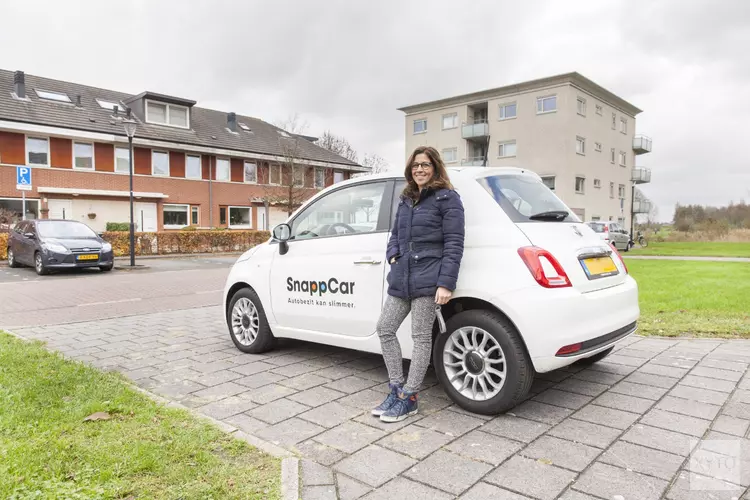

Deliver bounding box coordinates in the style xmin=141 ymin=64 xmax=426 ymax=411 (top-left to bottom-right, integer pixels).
xmin=435 ymin=286 xmax=452 ymax=305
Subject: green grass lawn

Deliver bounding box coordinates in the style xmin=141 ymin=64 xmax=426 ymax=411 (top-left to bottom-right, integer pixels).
xmin=627 ymin=260 xmax=750 ymax=338
xmin=0 ymin=333 xmax=280 ymax=500
xmin=628 ymin=241 xmax=750 ymax=258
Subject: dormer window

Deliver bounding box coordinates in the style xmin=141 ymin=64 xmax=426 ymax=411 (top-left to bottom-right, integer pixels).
xmin=35 ymin=89 xmax=71 ymax=103
xmin=239 ymin=123 xmax=251 ymax=131
xmin=146 ymin=100 xmax=189 ymax=128
xmin=96 ymin=99 xmax=126 ymax=113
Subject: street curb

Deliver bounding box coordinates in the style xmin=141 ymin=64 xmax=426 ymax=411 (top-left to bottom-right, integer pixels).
xmin=113 ymin=252 xmax=243 ymax=261
xmin=1 ymin=328 xmax=302 ymax=500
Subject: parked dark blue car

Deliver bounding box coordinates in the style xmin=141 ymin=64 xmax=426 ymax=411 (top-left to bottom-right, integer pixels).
xmin=6 ymin=219 xmax=114 ymax=275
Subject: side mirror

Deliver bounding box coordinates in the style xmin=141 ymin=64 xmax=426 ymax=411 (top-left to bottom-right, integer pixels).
xmin=24 ymin=232 xmax=35 ymax=239
xmin=272 ymin=223 xmax=291 ymax=255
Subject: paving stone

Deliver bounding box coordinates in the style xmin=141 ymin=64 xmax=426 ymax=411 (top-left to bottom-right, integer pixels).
xmin=656 ymin=395 xmax=722 ymax=420
xmin=404 ymin=449 xmax=493 ymax=496
xmin=336 ymin=473 xmax=373 ymax=500
xmin=301 ymin=485 xmax=337 ymax=500
xmin=731 ymin=389 xmax=750 ymax=405
xmin=666 ymin=470 xmax=745 ymax=500
xmin=255 ymin=417 xmax=326 ymax=448
xmin=245 ymin=383 xmax=298 ymax=404
xmin=722 ymin=402 xmax=750 ymax=420
xmin=589 ymin=361 xmax=637 ymax=376
xmin=536 ymin=370 xmax=571 ymax=382
xmin=301 ymin=459 xmax=334 ymax=486
xmin=681 ymin=374 xmax=737 ymax=393
xmin=149 ymin=379 xmax=207 ymax=400
xmin=187 ymin=369 xmax=244 ymax=387
xmin=352 ymin=412 xmax=423 ymax=432
xmin=247 ymin=397 xmax=310 ymax=425
xmin=558 ymin=491 xmax=601 ymax=500
xmin=617 ymin=347 xmax=659 ymax=360
xmin=361 ymin=477 xmax=453 ymax=500
xmin=295 ymin=440 xmax=348 ymax=467
xmin=265 ymin=353 xmax=313 ymax=367
xmin=234 ymin=371 xmax=288 ymax=389
xmin=485 ymin=455 xmax=576 ymax=500
xmin=529 ymin=378 xmax=556 ymax=395
xmin=640 ymin=408 xmax=711 ymax=437
xmin=691 ymin=366 xmax=744 ymax=382
xmin=600 ymin=440 xmax=684 ymax=480
xmin=713 ymin=415 xmax=750 ymax=437
xmin=624 ymin=371 xmax=679 ymax=390
xmin=592 ymin=390 xmax=654 ymax=414
xmin=323 ymin=376 xmax=377 ymax=394
xmin=314 ymin=421 xmax=386 ymax=454
xmin=334 ymin=445 xmax=416 ymax=487
xmin=224 ymin=413 xmax=268 ymax=435
xmin=299 ymin=401 xmax=363 ymax=428
xmin=510 ymin=401 xmax=573 ymax=425
xmin=377 ymin=423 xmax=454 ymax=460
xmin=532 ymin=389 xmax=592 ymax=410
xmin=607 ymin=353 xmax=649 ymax=367
xmin=572 ymin=404 xmax=640 ymax=430
xmin=445 ymin=404 xmax=493 ymax=420
xmin=314 ymin=365 xmax=361 ymax=380
xmin=573 ymin=462 xmax=668 ymax=500
xmin=270 ymin=362 xmax=320 ymax=378
xmin=482 ymin=415 xmax=551 ymax=443
xmin=122 ymin=366 xmax=163 ymax=381
xmin=197 ymin=394 xmax=257 ymax=420
xmin=638 ymin=362 xmax=690 ymax=378
xmin=651 ymin=354 xmax=700 ymax=369
xmin=547 ymin=418 xmax=622 ymax=449
xmin=229 ymin=361 xmax=277 ymax=376
xmin=186 ymin=381 xmax=248 ymax=404
xmin=446 ymin=429 xmax=522 ymax=466
xmin=670 ymin=384 xmax=731 ymax=406
xmin=152 ymin=367 xmax=203 ymax=384
xmin=414 ymin=408 xmax=484 ymax=436
xmin=288 ymin=385 xmax=347 ymax=408
xmin=687 ymin=447 xmax=750 ymax=487
xmin=699 ymin=358 xmax=749 ymax=373
xmin=191 ymin=359 xmax=238 ymax=374
xmin=553 ymin=378 xmax=609 ymax=397
xmin=419 ymin=384 xmax=451 ymax=400
xmin=521 ymin=435 xmax=600 ymax=472
xmin=277 ymin=373 xmax=330 ymax=391
xmin=572 ymin=368 xmax=626 ymax=386
xmin=459 ymin=482 xmax=534 ymax=500
xmin=357 ymin=366 xmax=390 ymax=383
xmin=621 ymin=423 xmax=698 ymax=456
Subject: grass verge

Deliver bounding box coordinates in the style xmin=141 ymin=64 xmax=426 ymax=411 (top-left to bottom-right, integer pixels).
xmin=0 ymin=332 xmax=280 ymax=500
xmin=629 ymin=241 xmax=750 ymax=258
xmin=627 ymin=260 xmax=750 ymax=338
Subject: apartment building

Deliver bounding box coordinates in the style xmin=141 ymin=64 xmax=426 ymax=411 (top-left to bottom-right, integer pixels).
xmin=399 ymin=72 xmax=652 ymax=228
xmin=0 ymin=69 xmax=365 ymax=232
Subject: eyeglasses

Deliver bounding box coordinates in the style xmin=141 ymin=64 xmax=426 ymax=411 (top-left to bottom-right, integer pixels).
xmin=411 ymin=162 xmax=433 ymax=171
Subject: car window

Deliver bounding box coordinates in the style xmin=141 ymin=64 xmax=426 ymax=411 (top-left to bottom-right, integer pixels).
xmin=290 ymin=181 xmax=387 ymax=240
xmin=390 ymin=180 xmax=407 ymax=230
xmin=587 ymin=222 xmax=606 ymax=233
xmin=477 ymin=174 xmax=579 ymax=223
xmin=14 ymin=221 xmax=27 ymax=234
xmin=37 ymin=221 xmax=97 ymax=238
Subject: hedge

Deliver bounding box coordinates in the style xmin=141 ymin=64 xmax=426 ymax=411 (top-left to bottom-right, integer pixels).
xmin=106 ymin=222 xmax=130 ymax=231
xmin=102 ymin=230 xmax=270 ymax=257
xmin=0 ymin=233 xmax=7 ymax=260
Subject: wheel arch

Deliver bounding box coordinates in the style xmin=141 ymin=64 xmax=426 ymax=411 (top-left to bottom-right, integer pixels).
xmin=226 ymin=281 xmax=254 ymax=315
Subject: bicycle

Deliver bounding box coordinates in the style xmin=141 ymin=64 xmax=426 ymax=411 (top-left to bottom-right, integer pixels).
xmin=628 ymin=231 xmax=647 ymax=249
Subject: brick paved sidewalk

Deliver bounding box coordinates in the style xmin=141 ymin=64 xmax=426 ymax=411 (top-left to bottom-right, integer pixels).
xmin=10 ymin=307 xmax=750 ymax=499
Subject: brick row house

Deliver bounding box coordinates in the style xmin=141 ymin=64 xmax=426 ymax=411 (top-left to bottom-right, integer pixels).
xmin=0 ymin=69 xmax=366 ymax=232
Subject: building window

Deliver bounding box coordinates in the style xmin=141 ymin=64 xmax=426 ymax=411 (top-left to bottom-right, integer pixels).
xmin=229 ymin=207 xmax=252 ymax=228
xmin=152 ymin=151 xmax=170 ymax=176
xmin=592 ymin=216 xmax=601 ymax=221
xmin=442 ymin=147 xmax=458 ymax=163
xmin=0 ymin=198 xmax=40 ymax=220
xmin=191 ymin=206 xmax=199 ymax=225
xmin=244 ymin=161 xmax=257 ymax=183
xmin=73 ymin=142 xmax=94 ymax=170
xmin=618 ymin=184 xmax=626 ymax=199
xmin=595 ymin=142 xmax=602 ymax=152
xmin=146 ymin=100 xmax=189 ymax=128
xmin=26 ymin=137 xmax=49 ymax=166
xmin=96 ymin=99 xmax=125 ymax=112
xmin=541 ymin=176 xmax=555 ymax=191
xmin=293 ymin=166 xmax=305 ymax=187
xmin=269 ymin=164 xmax=281 ymax=185
xmin=333 ymin=171 xmax=345 ymax=184
xmin=619 ymin=151 xmax=627 ymax=166
xmin=576 ymin=136 xmax=586 ymax=155
xmin=611 ymin=113 xmax=617 ymax=129
xmin=594 ymin=179 xmax=601 ymax=189
xmin=498 ymin=141 xmax=517 ymax=158
xmin=114 ymin=147 xmax=130 ymax=174
xmin=577 ymin=97 xmax=586 ymax=116
xmin=537 ymin=95 xmax=557 ymax=114
xmin=216 ymin=158 xmax=230 ymax=181
xmin=413 ymin=119 xmax=427 ymax=134
xmin=163 ymin=204 xmax=189 ymax=228
xmin=609 ymin=182 xmax=615 ymax=198
xmin=620 ymin=117 xmax=627 ymax=134
xmin=596 ymin=104 xmax=603 ymax=115
xmin=219 ymin=207 xmax=227 ymax=225
xmin=498 ymin=102 xmax=517 ymax=120
xmin=575 ymin=177 xmax=585 ymax=194
xmin=186 ymin=155 xmax=202 ymax=179
xmin=315 ymin=168 xmax=325 ymax=188
xmin=35 ymin=89 xmax=71 ymax=103
xmin=442 ymin=113 xmax=458 ymax=130
xmin=610 ymin=148 xmax=616 ymax=163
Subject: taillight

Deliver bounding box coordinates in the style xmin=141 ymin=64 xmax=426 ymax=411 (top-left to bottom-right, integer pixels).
xmin=556 ymin=343 xmax=582 ymax=356
xmin=517 ymin=246 xmax=572 ymax=288
xmin=609 ymin=242 xmax=628 ymax=274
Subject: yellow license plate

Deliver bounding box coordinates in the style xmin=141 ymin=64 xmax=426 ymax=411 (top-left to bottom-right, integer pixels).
xmin=581 ymin=256 xmax=618 ymax=278
xmin=76 ymin=254 xmax=99 ymax=261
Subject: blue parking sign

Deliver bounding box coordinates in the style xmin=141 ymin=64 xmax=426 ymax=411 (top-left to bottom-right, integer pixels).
xmin=16 ymin=166 xmax=32 ymax=191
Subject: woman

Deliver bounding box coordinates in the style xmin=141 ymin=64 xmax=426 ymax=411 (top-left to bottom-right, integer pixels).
xmin=372 ymin=146 xmax=465 ymax=423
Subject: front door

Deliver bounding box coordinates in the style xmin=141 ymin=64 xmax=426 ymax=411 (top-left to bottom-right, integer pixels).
xmin=48 ymin=199 xmax=73 ymax=220
xmin=269 ymin=180 xmax=392 ymax=337
xmin=135 ymin=203 xmax=157 ymax=232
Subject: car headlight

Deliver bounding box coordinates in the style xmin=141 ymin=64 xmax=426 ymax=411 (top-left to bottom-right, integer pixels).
xmin=44 ymin=242 xmax=70 ymax=254
xmin=101 ymin=242 xmax=112 ymax=252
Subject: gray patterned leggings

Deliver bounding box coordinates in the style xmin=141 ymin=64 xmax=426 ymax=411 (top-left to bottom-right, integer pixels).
xmin=376 ymin=295 xmax=436 ymax=394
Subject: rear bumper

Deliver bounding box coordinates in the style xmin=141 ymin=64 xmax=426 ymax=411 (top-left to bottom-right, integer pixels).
xmin=491 ymin=275 xmax=640 ymax=373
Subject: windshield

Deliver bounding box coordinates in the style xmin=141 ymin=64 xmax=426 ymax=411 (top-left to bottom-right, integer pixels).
xmin=477 ymin=174 xmax=579 ymax=223
xmin=587 ymin=222 xmax=606 ymax=233
xmin=37 ymin=221 xmax=98 ymax=239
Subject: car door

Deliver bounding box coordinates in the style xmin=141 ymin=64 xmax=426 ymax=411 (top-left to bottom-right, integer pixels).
xmin=269 ymin=179 xmax=394 ymax=338
xmin=8 ymin=221 xmax=24 ymax=264
xmin=16 ymin=221 xmax=35 ymax=264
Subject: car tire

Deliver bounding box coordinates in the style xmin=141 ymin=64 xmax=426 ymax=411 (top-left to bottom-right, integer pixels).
xmin=100 ymin=264 xmax=113 ymax=272
xmin=7 ymin=248 xmax=19 ymax=268
xmin=574 ymin=346 xmax=614 ymax=365
xmin=226 ymin=287 xmax=275 ymax=354
xmin=433 ymin=309 xmax=534 ymax=416
xmin=34 ymin=252 xmax=49 ymax=276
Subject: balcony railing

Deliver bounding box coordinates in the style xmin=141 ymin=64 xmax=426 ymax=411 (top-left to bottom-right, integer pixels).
xmin=633 ymin=199 xmax=652 ymax=214
xmin=462 ymin=157 xmax=487 ymax=166
xmin=462 ymin=119 xmax=490 ymax=140
xmin=631 ymin=166 xmax=652 ymax=184
xmin=633 ymin=135 xmax=652 ymax=155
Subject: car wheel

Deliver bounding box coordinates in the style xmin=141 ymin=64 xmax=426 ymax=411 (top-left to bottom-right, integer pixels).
xmin=99 ymin=264 xmax=113 ymax=272
xmin=433 ymin=309 xmax=534 ymax=416
xmin=7 ymin=248 xmax=19 ymax=268
xmin=226 ymin=287 xmax=275 ymax=354
xmin=573 ymin=346 xmax=614 ymax=366
xmin=34 ymin=252 xmax=49 ymax=276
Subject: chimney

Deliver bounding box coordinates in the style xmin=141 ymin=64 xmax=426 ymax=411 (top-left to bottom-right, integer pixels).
xmin=75 ymin=95 xmax=82 ymax=107
xmin=13 ymin=70 xmax=25 ymax=99
xmin=227 ymin=112 xmax=237 ymax=132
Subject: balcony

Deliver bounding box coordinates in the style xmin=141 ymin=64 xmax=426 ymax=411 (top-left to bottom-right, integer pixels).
xmin=633 ymin=135 xmax=652 ymax=155
xmin=631 ymin=166 xmax=652 ymax=184
xmin=462 ymin=157 xmax=487 ymax=166
xmin=462 ymin=119 xmax=490 ymax=141
xmin=633 ymin=199 xmax=652 ymax=214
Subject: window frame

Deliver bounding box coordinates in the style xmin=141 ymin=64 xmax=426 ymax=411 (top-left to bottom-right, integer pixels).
xmin=293 ymin=166 xmax=305 ymax=188
xmin=25 ymin=136 xmax=50 ymax=167
xmin=611 ymin=113 xmax=617 ymax=130
xmin=497 ymin=140 xmax=517 ymax=158
xmin=228 ymin=206 xmax=253 ymax=229
xmin=618 ymin=184 xmax=626 ymax=199
xmin=498 ymin=102 xmax=517 ymax=120
xmin=620 ymin=117 xmax=627 ymax=134
xmin=610 ymin=148 xmax=616 ymax=164
xmin=243 ymin=161 xmax=258 ymax=184
xmin=114 ymin=146 xmax=130 ymax=174
xmin=163 ymin=203 xmax=190 ymax=229
xmin=540 ymin=175 xmax=556 ymax=191
xmin=619 ymin=151 xmax=627 ymax=167
xmin=442 ymin=147 xmax=458 ymax=164
xmin=575 ymin=176 xmax=585 ymax=194
xmin=151 ymin=150 xmax=170 ymax=177
xmin=413 ymin=118 xmax=427 ymax=134
xmin=576 ymin=136 xmax=586 ymax=155
xmin=191 ymin=206 xmax=199 ymax=226
xmin=215 ymin=158 xmax=231 ymax=182
xmin=595 ymin=142 xmax=602 ymax=152
xmin=72 ymin=141 xmax=95 ymax=171
xmin=269 ymin=164 xmax=281 ymax=186
xmin=185 ymin=154 xmax=202 ymax=180
xmin=536 ymin=95 xmax=557 ymax=114
xmin=609 ymin=182 xmax=615 ymax=198
xmin=145 ymin=99 xmax=190 ymax=129
xmin=35 ymin=89 xmax=71 ymax=103
xmin=577 ymin=96 xmax=587 ymax=116
xmin=314 ymin=167 xmax=326 ymax=189
xmin=441 ymin=113 xmax=458 ymax=130
xmin=594 ymin=178 xmax=602 ymax=189
xmin=596 ymin=104 xmax=603 ymax=116
xmin=96 ymin=98 xmax=126 ymax=113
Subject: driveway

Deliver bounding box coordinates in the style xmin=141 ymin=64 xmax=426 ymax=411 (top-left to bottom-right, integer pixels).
xmin=3 ymin=257 xmax=750 ymax=499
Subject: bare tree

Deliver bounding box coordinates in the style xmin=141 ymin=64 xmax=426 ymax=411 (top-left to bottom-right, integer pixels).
xmin=362 ymin=153 xmax=390 ymax=174
xmin=0 ymin=207 xmax=16 ymax=233
xmin=261 ymin=135 xmax=319 ymax=218
xmin=273 ymin=112 xmax=310 ymax=136
xmin=317 ymin=131 xmax=358 ymax=163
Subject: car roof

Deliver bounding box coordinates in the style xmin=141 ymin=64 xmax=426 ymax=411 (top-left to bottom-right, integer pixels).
xmin=346 ymin=165 xmax=542 ymax=184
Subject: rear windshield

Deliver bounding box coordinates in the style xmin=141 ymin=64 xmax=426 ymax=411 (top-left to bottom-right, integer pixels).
xmin=587 ymin=222 xmax=606 ymax=233
xmin=477 ymin=174 xmax=579 ymax=223
xmin=37 ymin=221 xmax=97 ymax=238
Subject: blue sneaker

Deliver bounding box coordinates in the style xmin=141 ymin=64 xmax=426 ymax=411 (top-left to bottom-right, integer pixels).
xmin=371 ymin=383 xmax=402 ymax=416
xmin=379 ymin=391 xmax=418 ymax=423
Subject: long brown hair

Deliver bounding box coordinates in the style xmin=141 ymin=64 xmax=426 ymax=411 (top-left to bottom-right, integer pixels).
xmin=402 ymin=146 xmax=454 ymax=200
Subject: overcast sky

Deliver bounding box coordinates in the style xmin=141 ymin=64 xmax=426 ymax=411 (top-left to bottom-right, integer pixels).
xmin=2 ymin=0 xmax=748 ymax=221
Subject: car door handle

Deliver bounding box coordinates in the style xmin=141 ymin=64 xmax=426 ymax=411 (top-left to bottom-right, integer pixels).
xmin=353 ymin=258 xmax=382 ymax=265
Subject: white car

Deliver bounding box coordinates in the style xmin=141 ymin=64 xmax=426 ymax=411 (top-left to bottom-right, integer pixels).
xmin=585 ymin=220 xmax=631 ymax=251
xmin=223 ymin=166 xmax=639 ymax=415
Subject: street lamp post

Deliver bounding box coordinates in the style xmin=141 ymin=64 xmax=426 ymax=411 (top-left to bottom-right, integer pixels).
xmin=123 ymin=116 xmax=137 ymax=267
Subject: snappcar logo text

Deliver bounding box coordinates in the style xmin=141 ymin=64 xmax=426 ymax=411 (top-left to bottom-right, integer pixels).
xmin=287 ymin=277 xmax=355 ymax=296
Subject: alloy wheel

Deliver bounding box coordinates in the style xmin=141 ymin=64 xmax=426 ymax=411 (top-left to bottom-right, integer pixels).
xmin=231 ymin=297 xmax=260 ymax=346
xmin=8 ymin=249 xmax=14 ymax=266
xmin=443 ymin=326 xmax=507 ymax=401
xmin=35 ymin=254 xmax=43 ymax=273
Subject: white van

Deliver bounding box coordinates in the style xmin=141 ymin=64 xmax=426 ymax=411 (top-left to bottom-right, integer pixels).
xmin=223 ymin=166 xmax=639 ymax=415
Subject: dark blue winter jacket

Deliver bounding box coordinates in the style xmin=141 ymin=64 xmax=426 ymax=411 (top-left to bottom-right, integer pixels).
xmin=386 ymin=187 xmax=465 ymax=300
